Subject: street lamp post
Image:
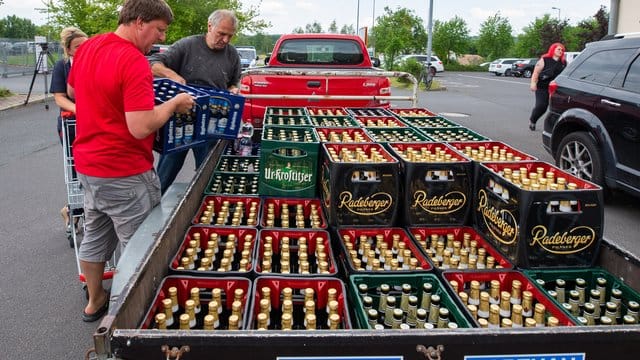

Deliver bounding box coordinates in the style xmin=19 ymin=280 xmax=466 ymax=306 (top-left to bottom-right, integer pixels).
xmin=551 ymin=6 xmax=561 ymax=21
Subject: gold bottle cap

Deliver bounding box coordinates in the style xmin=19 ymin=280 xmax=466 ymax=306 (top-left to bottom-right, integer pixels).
xmin=525 ymin=317 xmax=537 ymax=327
xmin=228 ymin=314 xmax=240 ymax=330
xmin=155 ymin=313 xmax=167 ymax=329
xmin=179 ymin=313 xmax=190 ymax=329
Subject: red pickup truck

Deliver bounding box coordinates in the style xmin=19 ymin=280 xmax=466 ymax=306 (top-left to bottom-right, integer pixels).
xmin=239 ymin=33 xmax=391 ymax=127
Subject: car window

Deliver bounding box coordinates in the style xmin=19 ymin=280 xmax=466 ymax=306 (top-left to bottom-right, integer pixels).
xmin=570 ymin=48 xmax=636 ymax=85
xmin=622 ymin=54 xmax=640 ymax=93
xmin=277 ymin=39 xmax=364 ymax=65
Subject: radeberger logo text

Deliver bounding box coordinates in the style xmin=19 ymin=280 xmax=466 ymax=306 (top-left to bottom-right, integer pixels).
xmin=477 ymin=189 xmax=517 ymax=245
xmin=338 ymin=191 xmax=392 ymax=215
xmin=264 ymin=167 xmax=312 ymax=184
xmin=413 ymin=190 xmax=466 ymax=214
xmin=529 ymin=225 xmax=596 ymax=254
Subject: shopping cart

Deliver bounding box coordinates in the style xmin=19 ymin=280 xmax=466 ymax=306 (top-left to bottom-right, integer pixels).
xmin=60 ymin=113 xmax=116 ymax=294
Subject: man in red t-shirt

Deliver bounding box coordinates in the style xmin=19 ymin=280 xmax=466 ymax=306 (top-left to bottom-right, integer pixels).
xmin=68 ymin=0 xmax=194 ymax=322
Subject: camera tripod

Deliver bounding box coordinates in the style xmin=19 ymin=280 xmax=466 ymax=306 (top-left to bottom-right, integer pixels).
xmin=24 ymin=43 xmax=55 ymax=109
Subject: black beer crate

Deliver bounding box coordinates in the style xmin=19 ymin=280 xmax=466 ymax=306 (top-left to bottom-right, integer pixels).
xmin=335 ymin=227 xmax=433 ymax=274
xmin=524 ymin=268 xmax=640 ymax=326
xmin=348 ymin=273 xmax=472 ymax=329
xmin=152 ymin=78 xmax=209 ymax=154
xmin=214 ymin=155 xmax=261 ymax=174
xmin=354 ymin=115 xmax=407 ymax=128
xmin=315 ymin=127 xmax=374 ymax=143
xmin=389 ymin=107 xmax=437 ymax=117
xmin=259 ymin=197 xmax=328 ymax=230
xmin=247 ymin=276 xmax=352 ymax=329
xmin=387 ymin=142 xmax=472 ymax=226
xmin=364 ymin=127 xmax=432 ymax=144
xmin=205 ymin=172 xmax=260 ymax=195
xmin=407 ymin=226 xmax=514 ymax=271
xmin=442 ymin=270 xmax=577 ymax=327
xmin=259 ymin=125 xmax=319 ymax=198
xmin=420 ymin=127 xmax=490 ymax=142
xmin=140 ymin=275 xmax=252 ymax=330
xmin=473 ymin=161 xmax=604 ymax=269
xmin=169 ymin=225 xmax=258 ymax=276
xmin=192 ymin=195 xmax=261 ymax=226
xmin=319 ymin=143 xmax=400 ymax=226
xmin=346 ymin=107 xmax=395 ymax=117
xmin=400 ymin=116 xmax=461 ymax=128
xmin=189 ymin=85 xmax=245 ymax=140
xmin=252 ymin=229 xmax=338 ymax=277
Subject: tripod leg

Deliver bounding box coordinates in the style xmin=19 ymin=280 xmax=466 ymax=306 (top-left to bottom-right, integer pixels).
xmin=24 ymin=52 xmax=45 ymax=106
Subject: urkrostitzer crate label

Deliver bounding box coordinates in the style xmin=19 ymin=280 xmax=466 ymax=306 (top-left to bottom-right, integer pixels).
xmin=413 ymin=190 xmax=466 ymax=214
xmin=529 ymin=225 xmax=597 ymax=254
xmin=465 ymin=353 xmax=585 ymax=360
xmin=477 ymin=189 xmax=518 ymax=245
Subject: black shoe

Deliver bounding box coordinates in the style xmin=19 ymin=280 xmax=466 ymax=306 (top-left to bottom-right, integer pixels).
xmin=529 ymin=123 xmax=536 ymax=131
xmin=82 ymin=295 xmax=109 ymax=322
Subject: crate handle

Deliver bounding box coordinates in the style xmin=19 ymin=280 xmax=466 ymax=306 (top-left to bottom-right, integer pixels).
xmin=160 ymin=345 xmax=190 ymax=360
xmin=416 ymin=344 xmax=445 ymax=360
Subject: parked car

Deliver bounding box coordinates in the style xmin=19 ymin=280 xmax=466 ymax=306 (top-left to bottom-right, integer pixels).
xmin=541 ymin=34 xmax=640 ymax=198
xmin=488 ymin=58 xmax=522 ymax=76
xmin=397 ymin=54 xmax=445 ymax=74
xmin=236 ymin=46 xmax=259 ymax=70
xmin=511 ymin=58 xmax=537 ymax=78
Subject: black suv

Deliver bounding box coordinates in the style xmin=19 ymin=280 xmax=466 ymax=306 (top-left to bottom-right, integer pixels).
xmin=542 ymin=34 xmax=640 ymax=198
xmin=511 ymin=58 xmax=537 ymax=78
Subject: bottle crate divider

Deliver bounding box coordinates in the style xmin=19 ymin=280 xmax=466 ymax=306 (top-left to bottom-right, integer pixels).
xmin=140 ymin=275 xmax=253 ymax=330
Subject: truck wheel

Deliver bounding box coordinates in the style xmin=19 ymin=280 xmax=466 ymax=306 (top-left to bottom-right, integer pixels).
xmin=505 ymin=69 xmax=512 ymax=77
xmin=555 ymin=131 xmax=604 ymax=187
xmin=524 ymin=69 xmax=532 ymax=78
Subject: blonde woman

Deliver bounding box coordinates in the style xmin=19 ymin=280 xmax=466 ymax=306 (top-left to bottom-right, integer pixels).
xmin=50 ymin=26 xmax=88 ymax=238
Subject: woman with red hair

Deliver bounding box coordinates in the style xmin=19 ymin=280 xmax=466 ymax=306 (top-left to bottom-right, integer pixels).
xmin=528 ymin=42 xmax=566 ymax=131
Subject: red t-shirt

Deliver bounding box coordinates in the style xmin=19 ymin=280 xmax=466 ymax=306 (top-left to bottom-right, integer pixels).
xmin=69 ymin=33 xmax=155 ymax=177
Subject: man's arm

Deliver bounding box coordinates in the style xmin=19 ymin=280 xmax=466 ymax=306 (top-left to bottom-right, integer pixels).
xmin=151 ymin=62 xmax=186 ymax=84
xmin=126 ymin=93 xmax=195 ymax=139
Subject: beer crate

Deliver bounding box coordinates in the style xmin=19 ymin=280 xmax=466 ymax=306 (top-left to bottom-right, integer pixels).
xmin=205 ymin=172 xmax=259 ymax=195
xmin=400 ymin=116 xmax=460 ymax=128
xmin=223 ymin=141 xmax=261 ymax=156
xmin=319 ymin=143 xmax=400 ymax=226
xmin=259 ymin=197 xmax=328 ymax=229
xmin=306 ymin=106 xmax=349 ymax=117
xmin=364 ymin=127 xmax=432 ymax=144
xmin=315 ymin=127 xmax=374 ymax=143
xmin=139 ymin=275 xmax=252 ymax=330
xmin=169 ymin=225 xmax=258 ymax=276
xmin=421 ymin=127 xmax=490 ymax=142
xmin=308 ymin=116 xmax=360 ymax=128
xmin=387 ymin=142 xmax=472 ymax=226
xmin=335 ymin=227 xmax=433 ymax=274
xmin=214 ymin=155 xmax=260 ymax=174
xmin=348 ymin=273 xmax=472 ymax=329
xmin=448 ymin=141 xmax=537 ymax=163
xmin=389 ymin=107 xmax=437 ymax=118
xmin=248 ymin=276 xmax=352 ymax=330
xmin=263 ymin=106 xmax=309 ymax=127
xmin=524 ymin=268 xmax=640 ymax=326
xmin=473 ymin=161 xmax=604 ymax=269
xmin=346 ymin=107 xmax=395 ymax=117
xmin=189 ymin=85 xmax=245 ymax=140
xmin=408 ymin=226 xmax=514 ymax=271
xmin=442 ymin=270 xmax=577 ymax=327
xmin=354 ymin=116 xmax=407 ymax=128
xmin=252 ymin=229 xmax=338 ymax=277
xmin=192 ymin=195 xmax=261 ymax=226
xmin=152 ymin=78 xmax=209 ymax=154
xmin=259 ymin=125 xmax=319 ymax=198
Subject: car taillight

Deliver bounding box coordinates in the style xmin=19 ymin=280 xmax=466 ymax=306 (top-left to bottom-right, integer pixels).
xmin=548 ymin=81 xmax=558 ymax=97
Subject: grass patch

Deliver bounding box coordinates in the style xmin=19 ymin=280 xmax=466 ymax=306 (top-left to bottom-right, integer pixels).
xmin=0 ymin=87 xmax=12 ymax=98
xmin=390 ymin=77 xmax=443 ymax=91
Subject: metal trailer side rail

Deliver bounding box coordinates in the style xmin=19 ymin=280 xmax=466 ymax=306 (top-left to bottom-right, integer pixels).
xmin=89 ymin=139 xmax=640 ymax=360
xmin=240 ymin=68 xmax=419 ymax=107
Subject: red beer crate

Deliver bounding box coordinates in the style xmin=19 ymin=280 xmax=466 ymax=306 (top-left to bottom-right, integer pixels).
xmin=448 ymin=141 xmax=537 ymax=163
xmin=140 ymin=275 xmax=252 ymax=330
xmin=306 ymin=106 xmax=349 ymax=117
xmin=320 ymin=143 xmax=400 ymax=226
xmin=388 ymin=142 xmax=473 ymax=226
xmin=473 ymin=161 xmax=604 ymax=269
xmin=408 ymin=226 xmax=514 ymax=271
xmin=259 ymin=197 xmax=328 ymax=229
xmin=192 ymin=195 xmax=261 ymax=226
xmin=389 ymin=107 xmax=437 ymax=117
xmin=335 ymin=227 xmax=433 ymax=274
xmin=248 ymin=276 xmax=352 ymax=329
xmin=442 ymin=270 xmax=576 ymax=327
xmin=253 ymin=229 xmax=338 ymax=277
xmin=315 ymin=127 xmax=374 ymax=143
xmin=169 ymin=226 xmax=258 ymax=276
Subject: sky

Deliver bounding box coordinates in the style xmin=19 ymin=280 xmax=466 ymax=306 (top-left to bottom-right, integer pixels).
xmin=2 ymin=0 xmax=609 ymax=36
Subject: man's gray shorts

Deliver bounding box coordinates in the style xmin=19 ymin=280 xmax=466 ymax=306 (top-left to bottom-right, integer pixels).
xmin=77 ymin=170 xmax=161 ymax=263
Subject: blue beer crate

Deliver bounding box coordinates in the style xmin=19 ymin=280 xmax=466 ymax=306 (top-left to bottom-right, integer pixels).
xmin=189 ymin=85 xmax=245 ymax=141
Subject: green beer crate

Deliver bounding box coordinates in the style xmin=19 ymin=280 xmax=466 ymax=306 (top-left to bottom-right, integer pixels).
xmin=420 ymin=127 xmax=490 ymax=142
xmin=354 ymin=116 xmax=407 ymax=128
xmin=364 ymin=127 xmax=432 ymax=143
xmin=259 ymin=125 xmax=320 ymax=198
xmin=348 ymin=273 xmax=472 ymax=329
xmin=315 ymin=127 xmax=374 ymax=143
xmin=524 ymin=268 xmax=640 ymax=326
xmin=308 ymin=116 xmax=360 ymax=128
xmin=401 ymin=116 xmax=461 ymax=128
xmin=264 ymin=106 xmax=310 ymax=127
xmin=205 ymin=172 xmax=260 ymax=195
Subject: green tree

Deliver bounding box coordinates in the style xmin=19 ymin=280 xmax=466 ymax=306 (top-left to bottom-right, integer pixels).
xmin=514 ymin=14 xmax=567 ymax=58
xmin=432 ymin=16 xmax=470 ymax=64
xmin=305 ymin=21 xmax=323 ymax=33
xmin=340 ymin=24 xmax=354 ymax=34
xmin=0 ymin=15 xmax=38 ymax=39
xmin=370 ymin=6 xmax=427 ymax=70
xmin=476 ymin=12 xmax=514 ymax=60
xmin=573 ymin=6 xmax=608 ymax=50
xmin=328 ymin=20 xmax=338 ymax=33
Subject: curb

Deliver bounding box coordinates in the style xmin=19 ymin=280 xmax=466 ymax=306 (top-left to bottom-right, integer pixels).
xmin=0 ymin=93 xmax=47 ymax=112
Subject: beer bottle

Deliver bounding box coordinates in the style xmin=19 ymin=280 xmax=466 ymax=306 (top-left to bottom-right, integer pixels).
xmin=488 ymin=304 xmax=500 ymax=328
xmin=489 ymin=280 xmax=501 ymax=305
xmin=599 ymin=315 xmax=613 ymax=325
xmin=521 ymin=291 xmax=533 ymax=317
xmin=400 ymin=283 xmax=412 ymax=312
xmin=168 ymin=286 xmax=179 ymax=313
xmin=155 ymin=313 xmax=167 ymax=330
xmin=511 ymin=280 xmax=522 ymax=305
xmin=203 ymin=314 xmax=215 ymax=330
xmin=469 ymin=280 xmax=481 ymax=306
xmin=421 ymin=282 xmax=433 ymax=310
xmin=533 ymin=303 xmax=546 ymax=327
xmin=179 ymin=313 xmax=190 ymax=330
xmin=162 ymin=298 xmax=175 ymax=327
xmin=228 ymin=314 xmax=240 ymax=330
xmin=478 ymin=292 xmax=491 ymax=319
xmin=499 ymin=291 xmax=511 ymax=318
xmin=207 ymin=300 xmax=220 ymax=329
xmin=379 ymin=284 xmax=390 ymax=313
xmin=511 ymin=304 xmax=523 ymax=327
xmin=256 ymin=312 xmax=268 ymax=330
xmin=367 ymin=309 xmax=379 ymax=328
xmin=428 ymin=294 xmax=441 ymax=324
xmin=384 ymin=296 xmax=396 ymax=327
